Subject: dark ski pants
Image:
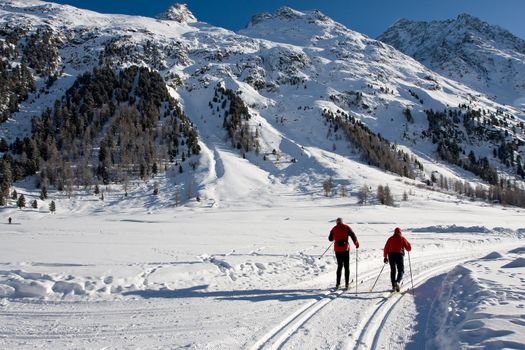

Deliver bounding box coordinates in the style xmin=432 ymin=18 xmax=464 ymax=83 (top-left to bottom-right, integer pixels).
xmin=335 ymin=251 xmax=350 ymax=285
xmin=388 ymin=252 xmax=404 ymax=287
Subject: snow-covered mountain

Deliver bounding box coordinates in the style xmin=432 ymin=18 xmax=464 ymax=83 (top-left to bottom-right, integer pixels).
xmin=0 ymin=1 xmax=524 ymax=208
xmin=378 ymin=14 xmax=525 ymax=108
xmin=156 ymin=3 xmax=197 ymax=23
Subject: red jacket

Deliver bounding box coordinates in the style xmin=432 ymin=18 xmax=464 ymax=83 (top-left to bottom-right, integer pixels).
xmin=329 ymin=223 xmax=359 ymax=252
xmin=384 ymin=234 xmax=411 ymax=258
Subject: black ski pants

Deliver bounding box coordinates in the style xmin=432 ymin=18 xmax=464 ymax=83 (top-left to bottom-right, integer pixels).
xmin=388 ymin=252 xmax=404 ymax=287
xmin=335 ymin=251 xmax=350 ymax=285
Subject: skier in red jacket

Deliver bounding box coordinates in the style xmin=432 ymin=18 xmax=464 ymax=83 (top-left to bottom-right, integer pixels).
xmin=329 ymin=217 xmax=359 ymax=290
xmin=383 ymin=227 xmax=411 ymax=292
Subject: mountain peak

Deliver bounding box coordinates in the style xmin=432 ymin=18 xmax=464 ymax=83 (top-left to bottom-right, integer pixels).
xmin=379 ymin=14 xmax=525 ymax=106
xmin=456 ymin=13 xmax=482 ymax=24
xmin=246 ymin=7 xmax=302 ymax=28
xmin=245 ymin=6 xmax=333 ymax=28
xmin=275 ymin=6 xmax=304 ymax=19
xmin=156 ymin=3 xmax=196 ymax=23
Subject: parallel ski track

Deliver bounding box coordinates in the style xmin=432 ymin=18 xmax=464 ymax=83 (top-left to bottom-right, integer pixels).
xmin=349 ymin=250 xmax=496 ymax=350
xmin=249 ymin=247 xmax=505 ymax=350
xmin=248 ymin=268 xmax=382 ymax=350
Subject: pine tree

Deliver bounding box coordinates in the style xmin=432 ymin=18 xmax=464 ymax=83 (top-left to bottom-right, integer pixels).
xmin=377 ymin=185 xmax=385 ymax=204
xmin=32 ymin=199 xmax=38 ymax=209
xmin=358 ymin=185 xmax=369 ymax=205
xmin=403 ymin=108 xmax=414 ymax=123
xmin=384 ymin=185 xmax=394 ymax=206
xmin=323 ymin=177 xmax=334 ymax=197
xmin=11 ymin=189 xmax=18 ymax=200
xmin=17 ymin=194 xmax=26 ymax=209
xmin=49 ymin=200 xmax=56 ymax=213
xmin=0 ymin=159 xmax=12 ymax=199
xmin=40 ymin=186 xmax=48 ymax=200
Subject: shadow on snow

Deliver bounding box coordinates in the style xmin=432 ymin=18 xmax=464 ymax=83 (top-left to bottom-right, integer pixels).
xmin=122 ymin=285 xmax=387 ymax=302
xmin=405 ymin=273 xmax=448 ymax=350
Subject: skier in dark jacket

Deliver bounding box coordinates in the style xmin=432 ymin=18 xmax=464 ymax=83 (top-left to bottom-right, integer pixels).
xmin=383 ymin=227 xmax=412 ymax=292
xmin=329 ymin=217 xmax=359 ymax=290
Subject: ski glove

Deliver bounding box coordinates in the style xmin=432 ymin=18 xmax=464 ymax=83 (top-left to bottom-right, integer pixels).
xmin=355 ymin=241 xmax=359 ymax=249
xmin=383 ymin=257 xmax=388 ymax=264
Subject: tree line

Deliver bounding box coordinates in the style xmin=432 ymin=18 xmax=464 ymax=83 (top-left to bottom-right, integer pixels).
xmin=1 ymin=65 xmax=200 ymax=204
xmin=322 ymin=109 xmax=423 ymax=179
xmin=423 ymin=107 xmax=524 ymax=183
xmin=211 ymin=84 xmax=260 ymax=155
xmin=0 ymin=25 xmax=61 ymax=123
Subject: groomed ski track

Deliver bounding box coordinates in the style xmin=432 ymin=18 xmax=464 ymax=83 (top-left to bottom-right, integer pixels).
xmin=248 ymin=242 xmax=521 ymax=350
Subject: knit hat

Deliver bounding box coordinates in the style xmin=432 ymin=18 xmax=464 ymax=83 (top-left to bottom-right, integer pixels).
xmin=394 ymin=227 xmax=402 ymax=235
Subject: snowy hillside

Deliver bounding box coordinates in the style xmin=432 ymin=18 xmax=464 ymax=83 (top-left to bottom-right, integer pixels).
xmin=378 ymin=14 xmax=525 ymax=108
xmin=1 ymin=1 xmax=524 ymax=211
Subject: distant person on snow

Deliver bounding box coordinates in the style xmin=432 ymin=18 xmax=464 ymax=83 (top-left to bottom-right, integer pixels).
xmin=383 ymin=227 xmax=411 ymax=292
xmin=329 ymin=217 xmax=359 ymax=290
xmin=8 ymin=217 xmax=11 ymax=224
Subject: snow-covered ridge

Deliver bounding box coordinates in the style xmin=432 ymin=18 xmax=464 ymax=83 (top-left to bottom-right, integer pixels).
xmin=246 ymin=6 xmax=332 ymax=28
xmin=241 ymin=6 xmax=352 ymax=46
xmin=156 ymin=3 xmax=197 ymax=24
xmin=379 ymin=14 xmax=525 ymax=107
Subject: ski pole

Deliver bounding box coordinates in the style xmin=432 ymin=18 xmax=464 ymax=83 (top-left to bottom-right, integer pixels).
xmin=355 ymin=248 xmax=358 ymax=295
xmin=408 ymin=251 xmax=414 ymax=295
xmin=369 ymin=262 xmax=386 ymax=292
xmin=318 ymin=242 xmax=333 ymax=260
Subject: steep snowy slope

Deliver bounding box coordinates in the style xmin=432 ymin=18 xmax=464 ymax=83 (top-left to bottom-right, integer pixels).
xmin=378 ymin=14 xmax=525 ymax=108
xmin=1 ymin=1 xmax=524 ymax=208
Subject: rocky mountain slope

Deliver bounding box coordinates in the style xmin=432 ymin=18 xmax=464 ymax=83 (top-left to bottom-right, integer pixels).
xmin=378 ymin=14 xmax=525 ymax=108
xmin=0 ymin=1 xmax=524 ymax=208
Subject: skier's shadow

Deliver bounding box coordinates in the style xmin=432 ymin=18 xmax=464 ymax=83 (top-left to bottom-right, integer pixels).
xmin=123 ymin=285 xmax=335 ymax=302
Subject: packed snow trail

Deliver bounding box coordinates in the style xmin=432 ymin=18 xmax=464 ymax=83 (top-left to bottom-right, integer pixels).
xmin=248 ymin=241 xmax=523 ymax=350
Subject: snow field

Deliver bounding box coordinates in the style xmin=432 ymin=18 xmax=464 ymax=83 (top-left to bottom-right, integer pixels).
xmin=1 ymin=197 xmax=524 ymax=349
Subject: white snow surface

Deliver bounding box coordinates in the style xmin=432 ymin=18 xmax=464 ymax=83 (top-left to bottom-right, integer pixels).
xmin=1 ymin=192 xmax=525 ymax=349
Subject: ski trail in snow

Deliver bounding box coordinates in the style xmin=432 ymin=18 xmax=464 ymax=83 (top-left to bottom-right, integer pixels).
xmin=247 ymin=243 xmax=522 ymax=350
xmin=248 ymin=288 xmax=345 ymax=350
xmin=349 ymin=253 xmax=483 ymax=350
xmin=248 ymin=268 xmax=380 ymax=350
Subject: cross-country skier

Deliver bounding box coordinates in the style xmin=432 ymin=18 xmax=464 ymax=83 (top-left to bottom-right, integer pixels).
xmin=383 ymin=227 xmax=411 ymax=292
xmin=329 ymin=217 xmax=359 ymax=290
